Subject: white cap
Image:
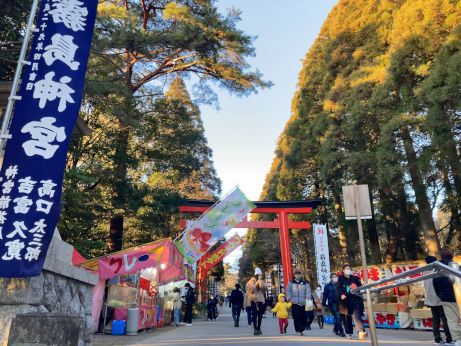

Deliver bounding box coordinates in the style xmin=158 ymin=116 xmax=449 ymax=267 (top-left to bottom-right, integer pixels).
xmin=254 ymin=267 xmax=262 ymax=276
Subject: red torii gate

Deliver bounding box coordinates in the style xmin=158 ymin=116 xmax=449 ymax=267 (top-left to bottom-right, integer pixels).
xmin=179 ymin=200 xmax=321 ymax=288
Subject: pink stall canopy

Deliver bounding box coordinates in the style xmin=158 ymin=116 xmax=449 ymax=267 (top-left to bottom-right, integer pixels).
xmin=79 ymin=238 xmax=184 ymax=281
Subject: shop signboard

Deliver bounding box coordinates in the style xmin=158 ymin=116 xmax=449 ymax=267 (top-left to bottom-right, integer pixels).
xmin=175 ymin=187 xmax=254 ymax=264
xmin=313 ymin=224 xmax=330 ymax=288
xmin=0 ymin=0 xmax=98 ymax=277
xmin=98 ymin=241 xmax=166 ymax=280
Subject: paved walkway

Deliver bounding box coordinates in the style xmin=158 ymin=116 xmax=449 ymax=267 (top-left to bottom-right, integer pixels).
xmin=93 ymin=307 xmax=436 ymax=346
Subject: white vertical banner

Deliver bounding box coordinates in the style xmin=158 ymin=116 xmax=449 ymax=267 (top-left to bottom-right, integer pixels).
xmin=278 ymin=263 xmax=284 ymax=294
xmin=313 ymin=224 xmax=331 ymax=288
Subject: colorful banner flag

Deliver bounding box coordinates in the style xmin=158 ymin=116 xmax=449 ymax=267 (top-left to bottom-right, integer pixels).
xmin=175 ymin=187 xmax=255 ymax=264
xmin=313 ymin=224 xmax=331 ymax=288
xmin=0 ymin=0 xmax=98 ymax=277
xmin=197 ymin=234 xmax=245 ymax=272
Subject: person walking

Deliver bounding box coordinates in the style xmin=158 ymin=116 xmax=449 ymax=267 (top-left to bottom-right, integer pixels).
xmin=323 ymin=273 xmax=345 ymax=337
xmin=272 ymin=293 xmax=292 ymax=335
xmin=206 ymin=295 xmax=218 ymax=321
xmin=171 ymin=287 xmax=182 ymax=326
xmin=286 ymin=268 xmax=311 ymax=336
xmin=433 ymin=250 xmax=461 ymax=346
xmin=314 ymin=285 xmax=325 ymax=329
xmin=243 ymin=289 xmax=253 ymax=327
xmin=338 ymin=264 xmax=368 ymax=340
xmin=305 ymin=293 xmax=315 ymax=330
xmin=182 ymin=283 xmax=195 ymax=326
xmin=229 ymin=283 xmax=244 ymax=327
xmin=424 ymin=256 xmax=453 ymax=345
xmin=246 ymin=267 xmax=267 ymax=335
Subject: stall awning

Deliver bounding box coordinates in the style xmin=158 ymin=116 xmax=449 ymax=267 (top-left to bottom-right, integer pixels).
xmin=78 ymin=238 xmax=183 ymax=281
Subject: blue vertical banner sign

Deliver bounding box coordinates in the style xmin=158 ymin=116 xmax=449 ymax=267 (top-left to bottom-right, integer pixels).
xmin=0 ymin=0 xmax=98 ymax=277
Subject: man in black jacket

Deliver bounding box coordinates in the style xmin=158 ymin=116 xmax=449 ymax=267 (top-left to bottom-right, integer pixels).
xmin=433 ymin=250 xmax=461 ymax=345
xmin=183 ymin=283 xmax=195 ymax=326
xmin=229 ymin=283 xmax=244 ymax=327
xmin=323 ymin=273 xmax=345 ymax=337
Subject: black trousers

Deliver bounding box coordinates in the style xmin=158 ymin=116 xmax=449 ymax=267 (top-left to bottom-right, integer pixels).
xmin=184 ymin=303 xmax=193 ymax=324
xmin=330 ymin=303 xmax=344 ymax=334
xmin=341 ymin=313 xmax=353 ymax=335
xmin=251 ymin=302 xmax=265 ymax=330
xmin=292 ymin=304 xmax=307 ymax=333
xmin=232 ymin=304 xmax=242 ymax=324
xmin=305 ymin=310 xmax=314 ymax=328
xmin=430 ymin=305 xmax=452 ymax=340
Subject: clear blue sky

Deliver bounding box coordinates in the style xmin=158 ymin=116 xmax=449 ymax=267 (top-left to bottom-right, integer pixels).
xmin=198 ymin=0 xmax=338 ymax=268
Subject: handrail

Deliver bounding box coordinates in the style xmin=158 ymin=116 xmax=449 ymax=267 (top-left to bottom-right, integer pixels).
xmin=351 ymin=261 xmax=461 ymax=294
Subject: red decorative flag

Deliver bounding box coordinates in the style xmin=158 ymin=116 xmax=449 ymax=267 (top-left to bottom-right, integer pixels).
xmin=198 ymin=234 xmax=245 ymax=272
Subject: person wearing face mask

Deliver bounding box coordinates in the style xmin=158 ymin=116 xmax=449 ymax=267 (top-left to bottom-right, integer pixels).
xmin=286 ymin=268 xmax=311 ymax=336
xmin=323 ymin=273 xmax=345 ymax=337
xmin=338 ymin=264 xmax=367 ymax=340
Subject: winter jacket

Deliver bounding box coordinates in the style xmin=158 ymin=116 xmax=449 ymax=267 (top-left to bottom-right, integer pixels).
xmin=338 ymin=274 xmax=363 ymax=306
xmin=433 ymin=260 xmax=458 ymax=303
xmin=243 ymin=291 xmax=251 ymax=308
xmin=286 ymin=278 xmax=311 ymax=306
xmin=207 ymin=298 xmax=217 ymax=311
xmin=185 ymin=287 xmax=195 ymax=305
xmin=423 ymin=277 xmax=441 ymax=307
xmin=246 ymin=277 xmax=266 ymax=303
xmin=229 ymin=288 xmax=244 ymax=307
xmin=271 ymin=293 xmax=292 ymax=318
xmin=172 ymin=292 xmax=182 ymax=309
xmin=322 ymin=282 xmax=341 ymax=307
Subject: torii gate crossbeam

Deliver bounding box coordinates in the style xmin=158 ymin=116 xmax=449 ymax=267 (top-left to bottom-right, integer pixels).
xmin=179 ymin=200 xmax=321 ymax=288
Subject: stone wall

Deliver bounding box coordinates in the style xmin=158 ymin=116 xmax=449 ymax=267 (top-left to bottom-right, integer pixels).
xmin=0 ymin=233 xmax=98 ymax=346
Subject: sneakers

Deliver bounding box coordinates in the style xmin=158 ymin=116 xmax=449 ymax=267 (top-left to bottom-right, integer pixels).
xmin=346 ymin=334 xmax=353 ymax=339
xmin=358 ymin=331 xmax=368 ymax=340
xmin=296 ymin=332 xmax=304 ymax=336
xmin=435 ymin=338 xmax=446 ymax=345
xmin=185 ymin=323 xmax=192 ymax=326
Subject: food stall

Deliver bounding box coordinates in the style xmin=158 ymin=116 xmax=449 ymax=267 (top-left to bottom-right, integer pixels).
xmin=79 ymin=238 xmax=185 ymax=333
xmin=356 ymin=256 xmax=461 ymax=330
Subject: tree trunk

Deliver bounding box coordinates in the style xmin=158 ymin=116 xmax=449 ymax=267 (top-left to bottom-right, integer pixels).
xmin=333 ymin=190 xmax=350 ymax=262
xmin=400 ymin=126 xmax=441 ymax=256
xmin=396 ymin=185 xmax=418 ymax=260
xmin=431 ymin=104 xmax=461 ymax=199
xmin=108 ymin=215 xmax=123 ymax=252
xmin=378 ymin=189 xmax=399 ymax=264
xmin=107 ymin=121 xmax=130 ymax=253
xmin=436 ymin=156 xmax=461 ymax=246
xmin=365 ymin=193 xmax=382 ymax=264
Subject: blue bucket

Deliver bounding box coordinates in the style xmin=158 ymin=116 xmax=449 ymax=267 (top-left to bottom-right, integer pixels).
xmin=112 ymin=320 xmax=126 ymax=335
